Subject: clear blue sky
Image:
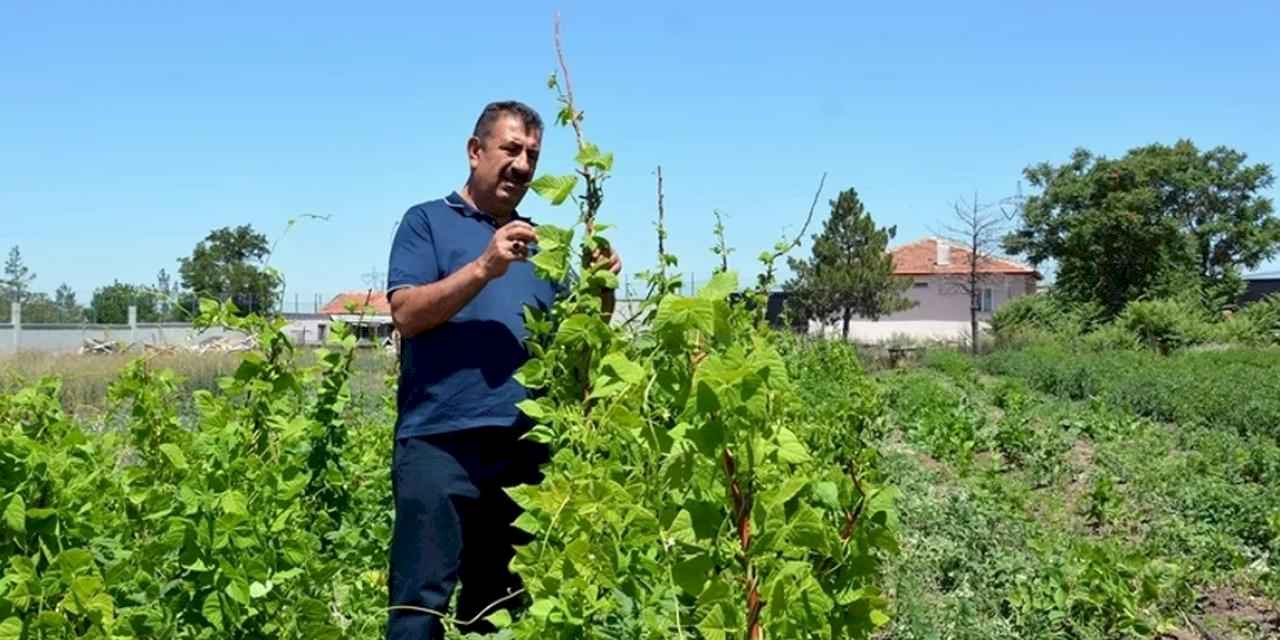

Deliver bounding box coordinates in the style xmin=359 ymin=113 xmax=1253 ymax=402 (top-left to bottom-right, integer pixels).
xmin=4 ymin=1 xmax=1278 ymax=309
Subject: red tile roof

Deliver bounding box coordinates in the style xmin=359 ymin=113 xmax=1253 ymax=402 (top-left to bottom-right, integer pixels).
xmin=891 ymin=238 xmax=1039 ymax=277
xmin=321 ymin=291 xmax=391 ymax=315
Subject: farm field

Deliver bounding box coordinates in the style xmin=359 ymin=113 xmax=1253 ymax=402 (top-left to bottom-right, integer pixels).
xmin=3 ymin=314 xmax=1278 ymax=637
xmin=871 ymin=347 xmax=1280 ymax=639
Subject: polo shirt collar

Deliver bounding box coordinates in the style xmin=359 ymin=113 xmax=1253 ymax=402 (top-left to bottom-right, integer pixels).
xmin=444 ymin=191 xmax=531 ymax=226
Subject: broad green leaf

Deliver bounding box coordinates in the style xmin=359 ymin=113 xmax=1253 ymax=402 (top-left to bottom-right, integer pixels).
xmin=788 ymin=504 xmax=828 ymax=551
xmin=575 ymin=142 xmax=614 ymax=172
xmin=695 ymin=603 xmax=734 ymax=640
xmin=672 ymin=554 xmax=715 ymax=596
xmin=0 ymin=617 xmax=21 ymax=640
xmin=555 ymin=314 xmax=608 ymax=348
xmin=158 ymin=443 xmax=188 ymax=470
xmin=530 ymin=223 xmax=573 ymax=282
xmin=813 ymin=481 xmax=841 ymax=510
xmin=667 ymin=509 xmax=696 ymax=546
xmin=487 ymin=609 xmax=513 ymax=628
xmin=764 ymin=476 xmax=809 ymax=510
xmin=225 ymin=580 xmax=251 ymax=606
xmin=697 ymin=270 xmax=739 ymax=301
xmin=3 ymin=495 xmax=24 ymax=534
xmin=686 ymin=500 xmax=723 ymax=540
xmin=776 ymin=427 xmax=811 ymax=464
xmin=528 ymin=597 xmax=558 ymax=619
xmin=516 ymin=399 xmax=551 ymax=421
xmin=530 ymin=174 xmax=577 ymax=206
xmin=56 ymin=548 xmax=94 ymax=574
xmin=694 ymin=381 xmax=720 ymax=414
xmin=870 ymin=608 xmax=891 ymax=627
xmin=67 ymin=575 xmax=103 ymax=611
xmin=513 ymin=358 xmax=546 ymax=389
xmin=220 ymin=491 xmax=248 ymax=516
xmin=202 ymin=592 xmax=224 ymax=630
xmin=656 ymin=296 xmax=715 ymax=336
xmin=600 ymin=352 xmax=644 ymax=386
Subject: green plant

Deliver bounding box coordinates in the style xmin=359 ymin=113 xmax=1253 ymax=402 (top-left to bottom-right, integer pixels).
xmin=884 ymin=371 xmax=989 ymax=466
xmin=988 ymin=293 xmax=1101 ymax=347
xmin=1115 ymin=298 xmax=1211 ymax=354
xmin=1080 ymin=322 xmax=1141 ymax=352
xmin=1008 ymin=538 xmax=1189 ymax=638
xmin=1083 ymin=473 xmax=1118 ymax=531
xmin=493 ymin=35 xmax=898 ymax=638
xmin=920 ymin=349 xmax=978 ymax=385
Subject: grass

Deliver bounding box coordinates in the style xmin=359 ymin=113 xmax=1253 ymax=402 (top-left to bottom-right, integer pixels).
xmin=0 ymin=347 xmax=396 ymax=417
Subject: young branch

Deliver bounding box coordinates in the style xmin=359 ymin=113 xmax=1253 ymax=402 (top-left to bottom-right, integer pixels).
xmin=553 ymin=13 xmax=584 ymax=153
xmin=770 ymin=172 xmax=827 ymax=264
xmin=553 ymin=12 xmax=604 ymax=235
xmin=656 ymin=165 xmax=667 ymax=277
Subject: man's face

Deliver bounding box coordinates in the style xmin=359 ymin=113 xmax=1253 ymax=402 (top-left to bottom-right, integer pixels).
xmin=468 ymin=115 xmax=541 ymax=216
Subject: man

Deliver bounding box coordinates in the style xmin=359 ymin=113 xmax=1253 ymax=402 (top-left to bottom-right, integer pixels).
xmin=384 ymin=101 xmax=620 ymax=639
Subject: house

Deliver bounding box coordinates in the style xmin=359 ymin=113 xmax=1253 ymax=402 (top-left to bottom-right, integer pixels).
xmin=281 ymin=312 xmax=329 ymax=346
xmin=799 ymin=237 xmax=1041 ymax=344
xmin=887 ymin=237 xmax=1040 ymax=322
xmin=320 ymin=291 xmax=397 ymax=347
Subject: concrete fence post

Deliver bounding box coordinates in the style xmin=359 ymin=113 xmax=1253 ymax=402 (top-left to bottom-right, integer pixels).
xmin=128 ymin=305 xmax=137 ymax=346
xmin=10 ymin=302 xmax=19 ymax=352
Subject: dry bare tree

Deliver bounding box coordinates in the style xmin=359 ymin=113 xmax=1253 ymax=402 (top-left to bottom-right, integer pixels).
xmin=938 ymin=191 xmax=1023 ymax=354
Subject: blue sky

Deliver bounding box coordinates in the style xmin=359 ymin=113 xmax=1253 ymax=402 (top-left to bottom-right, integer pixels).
xmin=4 ymin=1 xmax=1278 ymax=309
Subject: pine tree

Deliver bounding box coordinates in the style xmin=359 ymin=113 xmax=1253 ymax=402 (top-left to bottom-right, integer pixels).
xmin=784 ymin=188 xmax=914 ymax=339
xmin=2 ymin=246 xmax=36 ymax=303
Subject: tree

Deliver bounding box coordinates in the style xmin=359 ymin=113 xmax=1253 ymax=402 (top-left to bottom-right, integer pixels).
xmin=939 ymin=193 xmax=1016 ymax=354
xmin=2 ymin=245 xmax=36 ymax=303
xmin=1004 ymin=140 xmax=1279 ymax=314
xmin=90 ymin=281 xmax=160 ymax=324
xmin=54 ymin=283 xmax=85 ymax=323
xmin=178 ymin=225 xmax=281 ymax=314
xmin=19 ymin=293 xmax=62 ymax=323
xmin=784 ymin=187 xmax=914 ymax=339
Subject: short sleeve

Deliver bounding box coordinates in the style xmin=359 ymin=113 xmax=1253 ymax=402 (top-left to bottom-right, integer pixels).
xmin=386 ymin=207 xmax=440 ymax=301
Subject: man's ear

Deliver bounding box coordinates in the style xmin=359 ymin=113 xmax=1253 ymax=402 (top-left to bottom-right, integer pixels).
xmin=466 ymin=136 xmax=482 ymax=170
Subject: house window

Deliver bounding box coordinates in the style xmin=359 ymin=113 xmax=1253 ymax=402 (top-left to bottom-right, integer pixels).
xmin=980 ymin=288 xmax=994 ymax=312
xmin=913 ymin=281 xmax=929 ymax=288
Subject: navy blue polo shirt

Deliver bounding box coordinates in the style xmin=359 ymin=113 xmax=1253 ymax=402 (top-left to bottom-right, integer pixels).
xmin=386 ymin=192 xmax=560 ymax=439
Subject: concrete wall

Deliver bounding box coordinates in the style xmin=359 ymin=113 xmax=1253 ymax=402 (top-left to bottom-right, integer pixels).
xmin=0 ymin=323 xmax=247 ymax=355
xmin=808 ymin=319 xmax=979 ymax=345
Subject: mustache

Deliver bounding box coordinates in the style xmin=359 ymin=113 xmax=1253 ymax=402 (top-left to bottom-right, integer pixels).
xmin=503 ymin=170 xmax=532 ymax=186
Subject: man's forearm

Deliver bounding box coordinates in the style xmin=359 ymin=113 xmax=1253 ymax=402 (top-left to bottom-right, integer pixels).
xmin=390 ymin=261 xmax=490 ymax=338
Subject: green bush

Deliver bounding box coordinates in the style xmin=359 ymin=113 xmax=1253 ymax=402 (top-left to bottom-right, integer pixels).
xmin=983 ymin=346 xmax=1280 ymax=439
xmin=989 ymin=294 xmax=1102 ymax=347
xmin=920 ymin=349 xmax=977 ymax=384
xmin=1080 ymin=323 xmax=1141 ymax=352
xmin=1215 ymin=294 xmax=1280 ymax=345
xmin=1115 ymin=298 xmax=1212 ymax=353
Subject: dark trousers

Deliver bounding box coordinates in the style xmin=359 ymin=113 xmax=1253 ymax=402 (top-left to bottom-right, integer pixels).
xmin=386 ymin=426 xmax=549 ymax=639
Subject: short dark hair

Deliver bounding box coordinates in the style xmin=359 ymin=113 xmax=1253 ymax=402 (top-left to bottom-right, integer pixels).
xmin=472 ymin=101 xmax=543 ymax=141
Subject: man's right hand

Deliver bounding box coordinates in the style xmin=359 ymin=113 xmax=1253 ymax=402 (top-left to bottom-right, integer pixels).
xmin=473 ymin=222 xmax=538 ymax=281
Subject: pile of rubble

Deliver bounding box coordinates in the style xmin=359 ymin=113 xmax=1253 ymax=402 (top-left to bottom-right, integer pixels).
xmin=191 ymin=335 xmax=256 ymax=354
xmin=78 ymin=335 xmax=256 ymax=356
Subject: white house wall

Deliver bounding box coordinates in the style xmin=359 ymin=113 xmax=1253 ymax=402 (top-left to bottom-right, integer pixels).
xmin=803 ymin=273 xmax=1033 ymax=344
xmin=881 ymin=274 xmax=1026 ymax=322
